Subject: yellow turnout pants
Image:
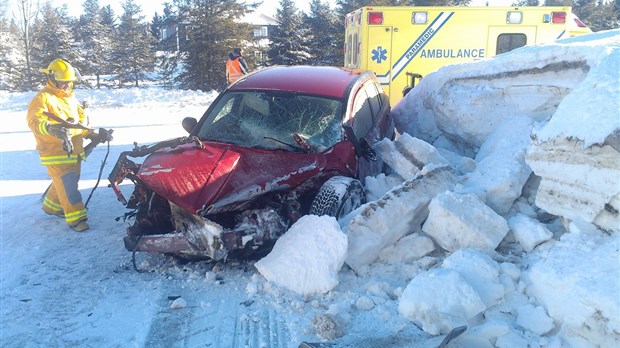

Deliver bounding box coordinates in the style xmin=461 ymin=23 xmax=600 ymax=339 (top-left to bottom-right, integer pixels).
xmin=42 ymin=163 xmax=87 ymax=226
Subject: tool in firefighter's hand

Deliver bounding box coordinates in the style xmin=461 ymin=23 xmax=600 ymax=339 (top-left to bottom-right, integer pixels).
xmin=97 ymin=128 xmax=114 ymax=143
xmin=43 ymin=111 xmax=93 ymax=131
xmin=86 ymin=127 xmax=114 ymax=144
xmin=47 ymin=123 xmax=73 ymax=156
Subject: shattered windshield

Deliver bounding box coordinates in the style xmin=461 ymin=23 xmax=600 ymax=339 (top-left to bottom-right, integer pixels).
xmin=196 ymin=91 xmax=343 ymax=152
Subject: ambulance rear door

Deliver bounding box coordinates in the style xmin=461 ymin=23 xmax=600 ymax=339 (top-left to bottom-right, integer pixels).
xmin=365 ymin=25 xmax=394 ymax=99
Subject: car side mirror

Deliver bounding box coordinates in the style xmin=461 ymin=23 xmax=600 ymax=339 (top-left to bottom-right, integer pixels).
xmin=343 ymin=125 xmax=377 ymax=162
xmin=182 ymin=117 xmax=197 ymax=134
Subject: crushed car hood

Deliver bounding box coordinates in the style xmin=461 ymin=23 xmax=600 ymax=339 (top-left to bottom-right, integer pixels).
xmin=137 ymin=141 xmax=356 ymax=214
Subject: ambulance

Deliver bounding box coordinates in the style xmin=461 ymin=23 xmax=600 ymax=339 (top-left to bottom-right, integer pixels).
xmin=344 ymin=6 xmax=592 ymax=106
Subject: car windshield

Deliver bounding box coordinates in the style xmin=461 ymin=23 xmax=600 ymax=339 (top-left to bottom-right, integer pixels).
xmin=196 ymin=91 xmax=344 ymax=152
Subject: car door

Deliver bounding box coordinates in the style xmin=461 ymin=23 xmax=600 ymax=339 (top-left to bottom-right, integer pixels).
xmin=350 ymin=78 xmax=393 ymax=180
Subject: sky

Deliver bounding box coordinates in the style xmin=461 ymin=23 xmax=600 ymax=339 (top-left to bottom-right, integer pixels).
xmin=0 ymin=29 xmax=618 ymax=346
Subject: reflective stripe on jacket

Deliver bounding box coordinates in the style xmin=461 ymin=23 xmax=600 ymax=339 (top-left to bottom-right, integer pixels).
xmin=26 ymin=81 xmax=89 ymax=166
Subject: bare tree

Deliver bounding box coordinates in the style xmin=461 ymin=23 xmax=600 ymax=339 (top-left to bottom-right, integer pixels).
xmin=16 ymin=0 xmax=39 ymax=89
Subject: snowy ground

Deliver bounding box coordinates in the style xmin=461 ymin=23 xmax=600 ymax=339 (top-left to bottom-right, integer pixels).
xmin=1 ymin=30 xmax=619 ymax=347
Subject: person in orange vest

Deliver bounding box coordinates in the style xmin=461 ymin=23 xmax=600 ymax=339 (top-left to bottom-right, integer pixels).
xmin=226 ymin=47 xmax=249 ymax=83
xmin=26 ymin=58 xmax=113 ymax=232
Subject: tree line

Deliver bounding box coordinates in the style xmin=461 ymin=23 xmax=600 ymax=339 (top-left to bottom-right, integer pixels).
xmin=0 ymin=0 xmax=617 ymax=92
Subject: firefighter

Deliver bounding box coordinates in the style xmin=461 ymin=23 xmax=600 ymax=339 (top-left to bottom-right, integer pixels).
xmin=226 ymin=47 xmax=249 ymax=83
xmin=26 ymin=58 xmax=112 ymax=232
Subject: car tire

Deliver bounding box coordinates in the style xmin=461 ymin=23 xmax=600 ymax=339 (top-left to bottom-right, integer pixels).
xmin=309 ymin=176 xmax=365 ymax=220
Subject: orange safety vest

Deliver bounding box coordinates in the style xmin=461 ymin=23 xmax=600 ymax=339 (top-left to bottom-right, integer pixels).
xmin=226 ymin=57 xmax=244 ymax=83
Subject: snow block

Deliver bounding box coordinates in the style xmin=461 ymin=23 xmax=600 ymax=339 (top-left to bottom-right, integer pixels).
xmin=378 ymin=233 xmax=435 ymax=264
xmin=508 ymin=213 xmax=553 ymax=252
xmin=422 ymin=191 xmax=509 ymax=252
xmin=516 ymin=304 xmax=555 ymax=335
xmin=398 ymin=268 xmax=486 ymax=335
xmin=458 ymin=116 xmax=534 ymax=215
xmin=524 ymin=223 xmax=620 ymax=347
xmin=255 ymin=215 xmax=347 ymax=295
xmin=343 ymin=166 xmax=457 ymax=272
xmin=442 ymin=249 xmax=504 ymax=307
xmin=392 ymin=47 xmax=589 ymax=155
xmin=374 ymin=133 xmax=451 ymax=180
xmin=526 ymin=138 xmax=620 ymax=233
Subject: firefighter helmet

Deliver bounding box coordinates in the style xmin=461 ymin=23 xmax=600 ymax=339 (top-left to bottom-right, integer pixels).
xmin=39 ymin=59 xmax=78 ymax=82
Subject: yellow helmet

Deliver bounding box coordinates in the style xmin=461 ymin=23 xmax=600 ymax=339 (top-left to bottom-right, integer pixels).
xmin=39 ymin=59 xmax=78 ymax=82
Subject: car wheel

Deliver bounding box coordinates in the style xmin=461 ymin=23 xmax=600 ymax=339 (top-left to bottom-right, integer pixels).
xmin=309 ymin=176 xmax=365 ymax=220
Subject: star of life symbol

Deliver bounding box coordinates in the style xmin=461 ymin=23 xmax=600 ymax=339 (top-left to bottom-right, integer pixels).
xmin=371 ymin=46 xmax=388 ymax=63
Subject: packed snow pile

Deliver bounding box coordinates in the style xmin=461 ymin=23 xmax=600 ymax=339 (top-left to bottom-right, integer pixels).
xmin=382 ymin=29 xmax=619 ymax=346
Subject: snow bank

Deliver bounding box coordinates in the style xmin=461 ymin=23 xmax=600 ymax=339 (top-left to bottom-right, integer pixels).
xmin=254 ymin=215 xmax=347 ymax=295
xmin=525 ymin=32 xmax=620 ymax=233
xmin=524 ymin=221 xmax=620 ymax=347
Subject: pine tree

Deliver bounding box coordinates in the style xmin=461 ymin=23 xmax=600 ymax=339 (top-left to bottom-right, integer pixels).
xmin=31 ymin=3 xmax=79 ymax=79
xmin=0 ymin=2 xmax=24 ymax=90
xmin=152 ymin=3 xmax=183 ymax=88
xmin=111 ymin=0 xmax=155 ymax=87
xmin=75 ymin=0 xmax=115 ymax=88
xmin=267 ymin=0 xmax=311 ymax=66
xmin=304 ymin=0 xmax=340 ymax=66
xmin=176 ymin=0 xmax=253 ymax=91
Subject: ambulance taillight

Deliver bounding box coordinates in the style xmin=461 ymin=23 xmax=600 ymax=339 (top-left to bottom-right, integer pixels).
xmin=552 ymin=12 xmax=566 ymax=23
xmin=368 ymin=12 xmax=383 ymax=24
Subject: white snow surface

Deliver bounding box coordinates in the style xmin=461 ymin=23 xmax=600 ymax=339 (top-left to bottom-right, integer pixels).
xmin=1 ymin=30 xmax=619 ymax=347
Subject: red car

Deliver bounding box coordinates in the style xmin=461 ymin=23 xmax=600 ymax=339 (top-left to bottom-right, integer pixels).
xmin=109 ymin=66 xmax=394 ymax=260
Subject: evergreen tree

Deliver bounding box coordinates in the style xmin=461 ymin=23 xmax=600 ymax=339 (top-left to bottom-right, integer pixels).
xmin=112 ymin=0 xmax=155 ymax=87
xmin=0 ymin=2 xmax=24 ymax=90
xmin=267 ymin=0 xmax=311 ymax=65
xmin=76 ymin=0 xmax=114 ymax=88
xmin=152 ymin=2 xmax=183 ymax=88
xmin=304 ymin=0 xmax=340 ymax=66
xmin=31 ymin=3 xmax=79 ymax=77
xmin=176 ymin=0 xmax=253 ymax=91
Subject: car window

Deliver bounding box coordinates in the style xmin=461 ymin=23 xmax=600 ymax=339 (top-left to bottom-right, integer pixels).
xmin=351 ymin=85 xmax=376 ymax=139
xmin=197 ymin=91 xmax=343 ymax=152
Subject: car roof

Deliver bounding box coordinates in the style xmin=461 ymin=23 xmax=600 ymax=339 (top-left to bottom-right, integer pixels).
xmin=229 ymin=66 xmax=371 ymax=99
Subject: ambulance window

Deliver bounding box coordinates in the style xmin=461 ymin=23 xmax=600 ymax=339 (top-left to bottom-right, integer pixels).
xmin=496 ymin=33 xmax=527 ymax=54
xmin=346 ymin=34 xmax=352 ymax=65
xmin=353 ymin=33 xmax=359 ymax=66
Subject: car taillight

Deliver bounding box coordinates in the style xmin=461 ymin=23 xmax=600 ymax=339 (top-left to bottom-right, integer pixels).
xmin=368 ymin=12 xmax=383 ymax=24
xmin=552 ymin=12 xmax=566 ymax=23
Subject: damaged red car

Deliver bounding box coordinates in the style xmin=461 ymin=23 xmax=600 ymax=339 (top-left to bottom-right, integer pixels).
xmin=109 ymin=66 xmax=395 ymax=260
